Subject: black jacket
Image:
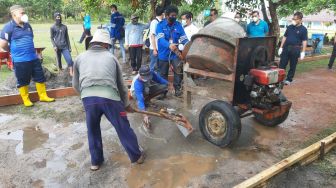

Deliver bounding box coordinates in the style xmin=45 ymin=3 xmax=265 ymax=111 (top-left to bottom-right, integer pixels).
xmin=50 ymin=24 xmax=71 ymax=50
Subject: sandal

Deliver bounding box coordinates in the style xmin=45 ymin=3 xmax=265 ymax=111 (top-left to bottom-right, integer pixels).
xmin=90 ymin=165 xmax=100 ymax=171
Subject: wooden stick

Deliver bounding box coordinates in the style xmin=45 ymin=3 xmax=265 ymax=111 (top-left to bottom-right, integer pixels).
xmin=234 ymin=132 xmax=336 ymax=188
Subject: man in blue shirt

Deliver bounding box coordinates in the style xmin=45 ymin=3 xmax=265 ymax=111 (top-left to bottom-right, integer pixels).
xmin=110 ymin=4 xmax=126 ymax=64
xmin=79 ymin=13 xmax=91 ymax=43
xmin=130 ymin=65 xmax=168 ymax=129
xmin=247 ymin=11 xmax=269 ymax=37
xmin=156 ymin=5 xmax=189 ymax=97
xmin=0 ymin=5 xmax=55 ymax=107
xmin=279 ymin=12 xmax=308 ymax=85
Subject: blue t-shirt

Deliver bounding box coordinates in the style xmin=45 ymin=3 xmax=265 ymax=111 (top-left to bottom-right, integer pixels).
xmin=156 ymin=19 xmax=189 ymax=61
xmin=0 ymin=20 xmax=37 ymax=63
xmin=247 ymin=20 xmax=269 ymax=37
xmin=284 ymin=25 xmax=308 ymax=47
xmin=83 ymin=15 xmax=91 ymax=29
xmin=110 ymin=12 xmax=125 ymax=39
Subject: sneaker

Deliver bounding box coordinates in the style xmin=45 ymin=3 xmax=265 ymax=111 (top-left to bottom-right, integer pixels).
xmin=90 ymin=165 xmax=100 ymax=171
xmin=284 ymin=80 xmax=291 ymax=85
xmin=136 ymin=151 xmax=146 ymax=164
xmin=328 ymin=67 xmax=334 ymax=72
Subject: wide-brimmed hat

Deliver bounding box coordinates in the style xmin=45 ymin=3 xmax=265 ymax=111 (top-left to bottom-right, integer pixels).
xmin=90 ymin=29 xmax=112 ymax=45
xmin=139 ymin=65 xmax=152 ymax=81
xmin=131 ymin=14 xmax=139 ymax=20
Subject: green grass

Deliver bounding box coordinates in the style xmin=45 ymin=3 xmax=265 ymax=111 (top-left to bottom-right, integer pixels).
xmin=295 ymin=59 xmax=329 ymax=75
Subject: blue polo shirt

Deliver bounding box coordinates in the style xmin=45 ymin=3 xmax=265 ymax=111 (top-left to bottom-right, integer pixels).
xmin=156 ymin=19 xmax=189 ymax=61
xmin=83 ymin=15 xmax=91 ymax=29
xmin=283 ymin=24 xmax=308 ymax=47
xmin=247 ymin=20 xmax=269 ymax=37
xmin=0 ymin=20 xmax=37 ymax=63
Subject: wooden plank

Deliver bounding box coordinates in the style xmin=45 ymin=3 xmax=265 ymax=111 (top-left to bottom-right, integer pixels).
xmin=0 ymin=87 xmax=77 ymax=107
xmin=184 ymin=63 xmax=234 ymax=82
xmin=234 ymin=132 xmax=336 ymax=188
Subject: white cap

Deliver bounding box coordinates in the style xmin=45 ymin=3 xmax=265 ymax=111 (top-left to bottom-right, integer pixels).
xmin=90 ymin=29 xmax=112 ymax=45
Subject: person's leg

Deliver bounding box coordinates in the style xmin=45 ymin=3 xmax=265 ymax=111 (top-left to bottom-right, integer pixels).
xmin=14 ymin=61 xmax=34 ymax=107
xmin=56 ymin=49 xmax=62 ymax=70
xmin=79 ymin=30 xmax=86 ymax=43
xmin=149 ymin=49 xmax=157 ymax=71
xmin=86 ymin=29 xmax=91 ymax=37
xmin=279 ymin=47 xmax=289 ymax=70
xmin=32 ymin=59 xmax=55 ymax=102
xmin=82 ymin=97 xmax=105 ymax=166
xmin=110 ymin=38 xmax=116 ymax=55
xmin=61 ymin=49 xmax=74 ymax=75
xmin=119 ymin=38 xmax=126 ymax=63
xmin=102 ymin=99 xmax=142 ymax=163
xmin=171 ymin=59 xmax=183 ymax=92
xmin=328 ymin=45 xmax=336 ymax=69
xmin=287 ymin=48 xmax=300 ymax=82
xmin=145 ymin=84 xmax=168 ymax=102
xmin=136 ymin=47 xmax=143 ymax=71
xmin=129 ymin=47 xmax=137 ymax=71
xmin=158 ymin=60 xmax=169 ymax=80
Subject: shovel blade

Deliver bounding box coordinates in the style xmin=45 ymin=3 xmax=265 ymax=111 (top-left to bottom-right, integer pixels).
xmin=176 ymin=123 xmax=193 ymax=137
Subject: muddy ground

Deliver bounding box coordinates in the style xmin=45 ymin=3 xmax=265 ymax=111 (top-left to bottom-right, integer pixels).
xmin=0 ymin=67 xmax=336 ymax=188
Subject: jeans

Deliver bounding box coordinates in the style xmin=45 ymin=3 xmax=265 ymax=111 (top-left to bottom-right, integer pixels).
xmin=328 ymin=44 xmax=336 ymax=69
xmin=149 ymin=49 xmax=158 ymax=72
xmin=111 ymin=38 xmax=126 ymax=63
xmin=56 ymin=49 xmax=73 ymax=69
xmin=129 ymin=46 xmax=143 ymax=71
xmin=158 ymin=59 xmax=183 ymax=91
xmin=79 ymin=28 xmax=91 ymax=43
xmin=279 ymin=46 xmax=300 ymax=82
xmin=13 ymin=59 xmax=46 ymax=88
xmin=82 ymin=97 xmax=142 ymax=165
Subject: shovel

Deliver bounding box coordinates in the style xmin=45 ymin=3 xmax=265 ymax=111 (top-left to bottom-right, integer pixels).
xmin=134 ymin=108 xmax=193 ymax=137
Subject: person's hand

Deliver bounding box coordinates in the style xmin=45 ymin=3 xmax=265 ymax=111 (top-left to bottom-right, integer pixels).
xmin=125 ymin=105 xmax=134 ymax=113
xmin=178 ymin=44 xmax=184 ymax=51
xmin=153 ymin=49 xmax=158 ymax=56
xmin=169 ymin=43 xmax=177 ymax=51
xmin=300 ymin=51 xmax=305 ymax=60
xmin=278 ymin=48 xmax=283 ymax=56
xmin=69 ymin=67 xmax=74 ymax=77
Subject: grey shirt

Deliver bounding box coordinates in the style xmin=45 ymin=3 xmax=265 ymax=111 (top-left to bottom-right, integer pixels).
xmin=50 ymin=24 xmax=71 ymax=50
xmin=72 ymin=45 xmax=129 ymax=107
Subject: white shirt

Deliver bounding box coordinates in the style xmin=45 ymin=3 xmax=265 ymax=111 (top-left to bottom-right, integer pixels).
xmin=149 ymin=17 xmax=162 ymax=50
xmin=183 ymin=23 xmax=199 ymax=41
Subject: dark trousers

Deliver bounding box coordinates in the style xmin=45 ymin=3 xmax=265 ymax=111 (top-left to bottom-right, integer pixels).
xmin=279 ymin=46 xmax=300 ymax=82
xmin=158 ymin=59 xmax=183 ymax=91
xmin=328 ymin=44 xmax=336 ymax=69
xmin=79 ymin=28 xmax=91 ymax=43
xmin=82 ymin=97 xmax=141 ymax=165
xmin=129 ymin=46 xmax=143 ymax=71
xmin=133 ymin=84 xmax=168 ymax=102
xmin=56 ymin=49 xmax=73 ymax=69
xmin=13 ymin=59 xmax=46 ymax=88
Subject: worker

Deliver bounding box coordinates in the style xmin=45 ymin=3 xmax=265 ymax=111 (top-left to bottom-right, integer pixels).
xmin=149 ymin=6 xmax=165 ymax=72
xmin=79 ymin=13 xmax=91 ymax=44
xmin=246 ymin=10 xmax=269 ymax=37
xmin=50 ymin=12 xmax=73 ymax=75
xmin=181 ymin=11 xmax=199 ymax=41
xmin=125 ymin=14 xmax=149 ymax=75
xmin=234 ymin=13 xmax=247 ymax=32
xmin=110 ymin=4 xmax=126 ymax=64
xmin=328 ymin=32 xmax=336 ymax=71
xmin=72 ymin=29 xmax=144 ymax=171
xmin=204 ymin=8 xmax=218 ymax=27
xmin=156 ymin=5 xmax=189 ymax=97
xmin=130 ymin=65 xmax=168 ymax=130
xmin=278 ymin=12 xmax=307 ymax=85
xmin=0 ymin=5 xmax=55 ymax=107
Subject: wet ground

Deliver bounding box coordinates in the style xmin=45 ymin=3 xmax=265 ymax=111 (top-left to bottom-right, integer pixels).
xmin=0 ymin=68 xmax=336 ymax=188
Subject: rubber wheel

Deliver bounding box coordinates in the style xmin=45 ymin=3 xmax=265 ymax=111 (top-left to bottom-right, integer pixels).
xmin=254 ymin=110 xmax=290 ymax=127
xmin=199 ymin=100 xmax=242 ymax=147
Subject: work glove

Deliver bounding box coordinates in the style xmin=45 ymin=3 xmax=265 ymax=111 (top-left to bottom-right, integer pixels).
xmin=300 ymin=51 xmax=305 ymax=60
xmin=278 ymin=48 xmax=283 ymax=56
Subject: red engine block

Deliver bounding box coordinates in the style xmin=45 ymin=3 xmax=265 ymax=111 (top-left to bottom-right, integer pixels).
xmin=249 ymin=67 xmax=286 ymax=85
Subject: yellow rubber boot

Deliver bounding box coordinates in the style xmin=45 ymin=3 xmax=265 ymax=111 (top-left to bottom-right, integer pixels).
xmin=18 ymin=86 xmax=34 ymax=107
xmin=36 ymin=83 xmax=55 ymax=102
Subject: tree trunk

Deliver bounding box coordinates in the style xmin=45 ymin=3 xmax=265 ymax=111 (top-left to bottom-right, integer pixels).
xmin=268 ymin=0 xmax=280 ymax=40
xmin=261 ymin=0 xmax=271 ymax=30
xmin=150 ymin=0 xmax=157 ymax=20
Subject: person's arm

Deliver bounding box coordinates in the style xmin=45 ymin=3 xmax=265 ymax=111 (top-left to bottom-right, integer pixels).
xmin=50 ymin=26 xmax=57 ymax=50
xmin=110 ymin=14 xmax=116 ymax=39
xmin=65 ymin=26 xmax=71 ymax=52
xmin=134 ymin=81 xmax=146 ymax=111
xmin=178 ymin=24 xmax=189 ymax=45
xmin=125 ymin=24 xmax=129 ymax=46
xmin=72 ymin=58 xmax=80 ymax=93
xmin=152 ymin=72 xmax=168 ymax=85
xmin=156 ymin=23 xmax=170 ymax=50
xmin=113 ymin=56 xmax=130 ymax=107
xmin=0 ymin=24 xmax=11 ymax=51
xmin=150 ymin=21 xmax=158 ymax=55
xmin=0 ymin=39 xmax=9 ymax=51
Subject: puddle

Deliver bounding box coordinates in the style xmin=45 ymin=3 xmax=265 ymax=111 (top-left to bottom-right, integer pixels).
xmin=125 ymin=154 xmax=216 ymax=188
xmin=0 ymin=127 xmax=49 ymax=155
xmin=0 ymin=114 xmax=15 ymax=124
